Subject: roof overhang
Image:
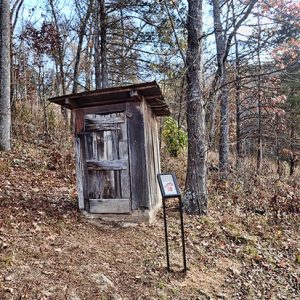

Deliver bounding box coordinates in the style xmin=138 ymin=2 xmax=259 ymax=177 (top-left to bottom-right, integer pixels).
xmin=48 ymin=81 xmax=170 ymax=116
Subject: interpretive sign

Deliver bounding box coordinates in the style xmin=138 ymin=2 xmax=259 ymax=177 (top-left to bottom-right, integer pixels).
xmin=157 ymin=173 xmax=181 ymax=198
xmin=157 ymin=173 xmax=187 ymax=272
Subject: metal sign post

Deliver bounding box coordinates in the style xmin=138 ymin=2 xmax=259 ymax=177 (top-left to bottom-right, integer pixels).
xmin=157 ymin=173 xmax=187 ymax=272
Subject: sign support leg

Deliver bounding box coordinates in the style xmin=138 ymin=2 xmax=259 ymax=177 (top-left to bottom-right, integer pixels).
xmin=179 ymin=196 xmax=187 ymax=272
xmin=162 ymin=198 xmax=170 ymax=272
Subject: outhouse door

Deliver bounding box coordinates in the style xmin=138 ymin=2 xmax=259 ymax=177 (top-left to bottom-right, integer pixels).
xmin=83 ymin=112 xmax=131 ymax=213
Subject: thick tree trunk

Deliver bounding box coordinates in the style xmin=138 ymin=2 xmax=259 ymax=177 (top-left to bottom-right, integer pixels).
xmin=212 ymin=0 xmax=229 ymax=179
xmin=184 ymin=0 xmax=207 ymax=215
xmin=0 ymin=0 xmax=11 ymax=151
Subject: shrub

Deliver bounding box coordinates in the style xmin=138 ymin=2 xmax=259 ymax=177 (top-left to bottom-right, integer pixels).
xmin=162 ymin=117 xmax=187 ymax=157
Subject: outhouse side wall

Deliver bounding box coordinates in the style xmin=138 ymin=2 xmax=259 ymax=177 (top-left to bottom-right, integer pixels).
xmin=126 ymin=102 xmax=149 ymax=210
xmin=142 ymin=100 xmax=162 ymax=211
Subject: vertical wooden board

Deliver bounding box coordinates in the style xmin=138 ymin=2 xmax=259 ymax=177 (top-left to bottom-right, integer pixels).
xmin=76 ymin=134 xmax=89 ymax=210
xmin=95 ymin=130 xmax=111 ymax=199
xmin=95 ymin=129 xmax=110 ymax=199
xmin=119 ymin=115 xmax=130 ymax=199
xmin=84 ymin=131 xmax=98 ymax=198
xmin=142 ymin=104 xmax=162 ymax=210
xmin=143 ymin=104 xmax=151 ymax=203
xmin=104 ymin=125 xmax=115 ymax=198
xmin=151 ymin=116 xmax=162 ymax=207
xmin=84 ymin=115 xmax=103 ymax=199
xmin=127 ymin=102 xmax=148 ymax=209
xmin=111 ymin=117 xmax=121 ymax=198
xmin=75 ymin=137 xmax=84 ymax=209
xmin=74 ymin=109 xmax=84 ymax=134
xmin=144 ymin=104 xmax=156 ymax=209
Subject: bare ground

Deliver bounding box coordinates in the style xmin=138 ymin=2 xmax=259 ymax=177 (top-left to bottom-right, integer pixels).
xmin=0 ymin=143 xmax=299 ymax=300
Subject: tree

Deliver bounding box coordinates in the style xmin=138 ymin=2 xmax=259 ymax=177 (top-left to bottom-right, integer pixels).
xmin=0 ymin=0 xmax=11 ymax=151
xmin=211 ymin=0 xmax=257 ymax=178
xmin=184 ymin=0 xmax=207 ymax=215
xmin=49 ymin=0 xmax=68 ymax=118
xmin=72 ymin=0 xmax=94 ymax=94
xmin=212 ymin=0 xmax=230 ymax=178
xmin=94 ymin=0 xmax=108 ymax=89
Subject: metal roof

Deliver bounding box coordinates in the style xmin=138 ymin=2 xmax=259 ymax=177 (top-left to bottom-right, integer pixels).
xmin=48 ymin=81 xmax=170 ymax=116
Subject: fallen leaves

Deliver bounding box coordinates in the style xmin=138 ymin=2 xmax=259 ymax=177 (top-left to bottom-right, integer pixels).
xmin=0 ymin=144 xmax=299 ymax=299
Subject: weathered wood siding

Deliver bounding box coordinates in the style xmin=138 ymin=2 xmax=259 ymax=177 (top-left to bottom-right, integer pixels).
xmin=126 ymin=102 xmax=148 ymax=210
xmin=74 ymin=106 xmax=131 ymax=214
xmin=74 ymin=100 xmax=161 ymax=215
xmin=74 ymin=109 xmax=87 ymax=210
xmin=84 ymin=112 xmax=130 ymax=202
xmin=142 ymin=100 xmax=162 ymax=210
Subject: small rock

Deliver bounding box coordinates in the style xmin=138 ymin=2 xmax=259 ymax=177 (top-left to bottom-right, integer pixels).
xmin=68 ymin=290 xmax=81 ymax=300
xmin=229 ymin=266 xmax=241 ymax=276
xmin=41 ymin=290 xmax=52 ymax=297
xmin=42 ymin=270 xmax=53 ymax=275
xmin=4 ymin=274 xmax=14 ymax=281
xmin=91 ymin=273 xmax=114 ymax=287
xmin=120 ymin=222 xmax=138 ymax=228
xmin=111 ymin=293 xmax=122 ymax=300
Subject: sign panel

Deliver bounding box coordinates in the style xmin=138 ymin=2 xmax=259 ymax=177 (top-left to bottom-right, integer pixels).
xmin=157 ymin=173 xmax=181 ymax=198
xmin=157 ymin=172 xmax=187 ymax=272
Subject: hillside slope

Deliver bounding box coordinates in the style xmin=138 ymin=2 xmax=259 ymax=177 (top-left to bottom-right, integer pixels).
xmin=0 ymin=142 xmax=299 ymax=299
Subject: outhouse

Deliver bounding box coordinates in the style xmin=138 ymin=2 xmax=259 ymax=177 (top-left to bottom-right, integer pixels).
xmin=49 ymin=81 xmax=170 ymax=222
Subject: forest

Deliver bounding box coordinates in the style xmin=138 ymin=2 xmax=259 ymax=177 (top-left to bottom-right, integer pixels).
xmin=0 ymin=0 xmax=299 ymax=299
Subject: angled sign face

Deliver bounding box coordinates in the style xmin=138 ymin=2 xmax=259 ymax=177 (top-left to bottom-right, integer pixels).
xmin=157 ymin=173 xmax=181 ymax=198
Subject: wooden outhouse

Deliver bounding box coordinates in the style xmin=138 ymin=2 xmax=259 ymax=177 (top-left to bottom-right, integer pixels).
xmin=49 ymin=81 xmax=170 ymax=222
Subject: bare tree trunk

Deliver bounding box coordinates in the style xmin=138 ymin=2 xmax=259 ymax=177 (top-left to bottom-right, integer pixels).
xmin=94 ymin=0 xmax=101 ymax=89
xmin=73 ymin=0 xmax=93 ymax=94
xmin=0 ymin=0 xmax=11 ymax=151
xmin=232 ymin=3 xmax=243 ymax=169
xmin=120 ymin=8 xmax=125 ymax=85
xmin=11 ymin=0 xmax=24 ymax=111
xmin=49 ymin=0 xmax=67 ymax=119
xmin=100 ymin=0 xmax=108 ymax=88
xmin=184 ymin=0 xmax=207 ymax=215
xmin=94 ymin=0 xmax=108 ymax=89
xmin=290 ymin=124 xmax=295 ymax=176
xmin=85 ymin=36 xmax=93 ymax=90
xmin=211 ymin=0 xmax=257 ymax=175
xmin=212 ymin=0 xmax=230 ymax=179
xmin=256 ymin=9 xmax=263 ymax=174
xmin=235 ymin=45 xmax=243 ymax=169
xmin=38 ymin=64 xmax=49 ymax=134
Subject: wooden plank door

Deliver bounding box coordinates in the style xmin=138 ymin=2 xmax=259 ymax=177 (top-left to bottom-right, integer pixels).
xmin=83 ymin=112 xmax=131 ymax=213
